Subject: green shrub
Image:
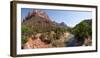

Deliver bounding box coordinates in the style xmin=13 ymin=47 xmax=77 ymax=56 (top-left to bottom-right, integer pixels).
xmin=21 ymin=35 xmax=27 ymax=44
xmin=72 ymin=22 xmax=92 ymax=37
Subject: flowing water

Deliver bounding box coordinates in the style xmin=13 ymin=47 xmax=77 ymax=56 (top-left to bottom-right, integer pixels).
xmin=65 ymin=34 xmax=77 ymax=47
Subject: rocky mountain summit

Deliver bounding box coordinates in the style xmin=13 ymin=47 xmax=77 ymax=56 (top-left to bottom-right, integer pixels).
xmin=23 ymin=9 xmax=50 ymax=22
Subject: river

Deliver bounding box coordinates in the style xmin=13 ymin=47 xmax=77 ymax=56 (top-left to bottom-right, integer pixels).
xmin=65 ymin=34 xmax=77 ymax=47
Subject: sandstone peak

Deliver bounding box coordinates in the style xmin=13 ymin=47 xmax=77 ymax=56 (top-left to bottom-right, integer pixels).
xmin=25 ymin=9 xmax=50 ymax=20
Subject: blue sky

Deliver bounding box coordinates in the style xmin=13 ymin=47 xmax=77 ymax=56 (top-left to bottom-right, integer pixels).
xmin=21 ymin=8 xmax=92 ymax=27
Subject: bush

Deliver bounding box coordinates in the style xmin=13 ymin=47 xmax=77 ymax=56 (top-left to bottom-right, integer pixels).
xmin=21 ymin=35 xmax=27 ymax=44
xmin=72 ymin=22 xmax=92 ymax=37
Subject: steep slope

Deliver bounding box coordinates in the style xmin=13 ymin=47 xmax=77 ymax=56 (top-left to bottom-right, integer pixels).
xmin=22 ymin=16 xmax=57 ymax=33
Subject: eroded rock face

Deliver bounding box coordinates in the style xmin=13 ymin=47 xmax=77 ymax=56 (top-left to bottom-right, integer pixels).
xmin=22 ymin=34 xmax=52 ymax=49
xmin=23 ymin=37 xmax=34 ymax=49
xmin=33 ymin=10 xmax=50 ymax=19
xmin=24 ymin=9 xmax=50 ymax=21
xmin=83 ymin=36 xmax=92 ymax=46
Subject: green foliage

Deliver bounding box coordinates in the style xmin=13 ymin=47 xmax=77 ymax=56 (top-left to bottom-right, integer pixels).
xmin=72 ymin=21 xmax=92 ymax=37
xmin=22 ymin=26 xmax=28 ymax=33
xmin=21 ymin=25 xmax=32 ymax=34
xmin=54 ymin=27 xmax=67 ymax=33
xmin=21 ymin=25 xmax=32 ymax=44
xmin=21 ymin=35 xmax=27 ymax=44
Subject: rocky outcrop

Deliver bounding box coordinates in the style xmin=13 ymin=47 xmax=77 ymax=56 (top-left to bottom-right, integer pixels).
xmin=33 ymin=10 xmax=50 ymax=19
xmin=24 ymin=9 xmax=50 ymax=21
xmin=22 ymin=33 xmax=52 ymax=49
xmin=83 ymin=36 xmax=92 ymax=46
